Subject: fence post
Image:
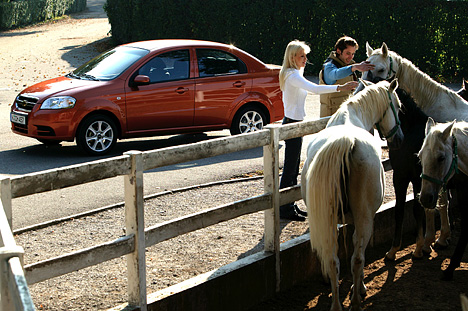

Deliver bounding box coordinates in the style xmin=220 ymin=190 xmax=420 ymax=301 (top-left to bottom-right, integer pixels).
xmin=124 ymin=151 xmax=147 ymax=311
xmin=263 ymin=124 xmax=281 ymax=292
xmin=0 ymin=178 xmax=12 ymax=229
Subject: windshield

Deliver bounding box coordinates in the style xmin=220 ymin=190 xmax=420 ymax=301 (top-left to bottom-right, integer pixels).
xmin=70 ymin=46 xmax=149 ymax=81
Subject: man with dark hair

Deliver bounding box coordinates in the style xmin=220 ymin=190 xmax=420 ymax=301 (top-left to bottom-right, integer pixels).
xmin=319 ymin=36 xmax=375 ymax=117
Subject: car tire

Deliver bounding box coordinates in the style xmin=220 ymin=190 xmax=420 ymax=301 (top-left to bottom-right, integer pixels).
xmin=230 ymin=106 xmax=267 ymax=135
xmin=76 ymin=115 xmax=117 ymax=155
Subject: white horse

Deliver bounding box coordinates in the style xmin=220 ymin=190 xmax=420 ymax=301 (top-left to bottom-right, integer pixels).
xmin=301 ymin=80 xmax=403 ymax=311
xmin=362 ymin=43 xmax=468 ymax=254
xmin=462 ymin=294 xmax=468 ymax=311
xmin=419 ymin=118 xmax=468 ymax=281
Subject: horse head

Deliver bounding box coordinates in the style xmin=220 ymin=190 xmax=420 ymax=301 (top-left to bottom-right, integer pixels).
xmin=362 ymin=42 xmax=400 ymax=84
xmin=378 ymin=79 xmax=404 ymax=149
xmin=419 ymin=118 xmax=456 ymax=209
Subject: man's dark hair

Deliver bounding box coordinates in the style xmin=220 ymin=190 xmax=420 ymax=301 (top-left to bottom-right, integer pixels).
xmin=334 ymin=36 xmax=359 ymax=52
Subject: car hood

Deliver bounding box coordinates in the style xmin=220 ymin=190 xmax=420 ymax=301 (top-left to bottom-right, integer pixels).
xmin=19 ymin=76 xmax=106 ymax=101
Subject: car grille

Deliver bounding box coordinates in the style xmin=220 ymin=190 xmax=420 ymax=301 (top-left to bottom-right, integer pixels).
xmin=15 ymin=95 xmax=38 ymax=112
xmin=36 ymin=126 xmax=55 ymax=136
xmin=13 ymin=123 xmax=28 ymax=134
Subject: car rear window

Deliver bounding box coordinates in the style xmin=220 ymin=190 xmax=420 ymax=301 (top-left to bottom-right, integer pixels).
xmin=196 ymin=49 xmax=247 ymax=77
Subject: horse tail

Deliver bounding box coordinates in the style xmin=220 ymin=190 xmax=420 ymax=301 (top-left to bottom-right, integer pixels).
xmin=304 ymin=133 xmax=354 ymax=278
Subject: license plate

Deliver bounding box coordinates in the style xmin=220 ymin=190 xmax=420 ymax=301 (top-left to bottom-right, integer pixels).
xmin=10 ymin=112 xmax=27 ymax=125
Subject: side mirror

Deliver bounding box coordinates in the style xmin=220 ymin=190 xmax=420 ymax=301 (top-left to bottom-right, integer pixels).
xmin=133 ymin=75 xmax=150 ymax=86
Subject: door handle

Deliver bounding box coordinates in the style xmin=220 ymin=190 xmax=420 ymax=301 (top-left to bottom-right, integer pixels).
xmin=233 ymin=81 xmax=246 ymax=88
xmin=175 ymin=87 xmax=189 ymax=94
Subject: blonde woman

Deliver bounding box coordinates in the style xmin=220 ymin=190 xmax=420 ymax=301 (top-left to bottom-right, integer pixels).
xmin=279 ymin=40 xmax=357 ymax=221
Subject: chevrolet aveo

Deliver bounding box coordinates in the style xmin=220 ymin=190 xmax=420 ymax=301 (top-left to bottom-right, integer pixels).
xmin=10 ymin=40 xmax=283 ymax=155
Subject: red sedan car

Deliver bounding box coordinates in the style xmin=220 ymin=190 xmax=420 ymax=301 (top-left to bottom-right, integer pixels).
xmin=10 ymin=40 xmax=283 ymax=155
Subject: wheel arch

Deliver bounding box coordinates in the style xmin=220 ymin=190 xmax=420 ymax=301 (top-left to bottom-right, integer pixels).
xmin=231 ymin=101 xmax=271 ymax=127
xmin=75 ymin=110 xmax=122 ymax=140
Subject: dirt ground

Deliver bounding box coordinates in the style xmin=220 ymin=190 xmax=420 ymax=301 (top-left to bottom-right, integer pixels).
xmin=3 ymin=3 xmax=468 ymax=311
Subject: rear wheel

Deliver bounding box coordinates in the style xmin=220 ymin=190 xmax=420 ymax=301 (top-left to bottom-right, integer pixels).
xmin=76 ymin=115 xmax=117 ymax=155
xmin=230 ymin=106 xmax=267 ymax=135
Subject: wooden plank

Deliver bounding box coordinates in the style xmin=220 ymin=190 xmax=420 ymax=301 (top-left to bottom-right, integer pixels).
xmin=0 ymin=178 xmax=12 ymax=229
xmin=142 ymin=131 xmax=270 ymax=171
xmin=145 ymin=194 xmax=271 ymax=247
xmin=7 ymin=257 xmax=35 ymax=311
xmin=124 ymin=151 xmax=147 ymax=310
xmin=24 ymin=234 xmax=134 ymax=285
xmin=279 ymin=117 xmax=330 ymax=141
xmin=10 ymin=155 xmax=131 ymax=198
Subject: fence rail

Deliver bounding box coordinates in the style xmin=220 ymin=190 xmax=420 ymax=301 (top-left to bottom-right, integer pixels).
xmin=0 ymin=116 xmax=387 ymax=310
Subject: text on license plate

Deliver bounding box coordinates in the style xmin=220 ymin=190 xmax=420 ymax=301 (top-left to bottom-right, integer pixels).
xmin=10 ymin=112 xmax=27 ymax=125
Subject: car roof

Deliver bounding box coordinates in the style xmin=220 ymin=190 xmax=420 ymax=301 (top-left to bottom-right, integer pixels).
xmin=124 ymin=39 xmax=236 ymax=52
xmin=122 ymin=39 xmax=270 ymax=71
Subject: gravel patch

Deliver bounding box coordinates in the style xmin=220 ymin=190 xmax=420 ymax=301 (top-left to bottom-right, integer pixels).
xmin=15 ymin=163 xmax=397 ymax=310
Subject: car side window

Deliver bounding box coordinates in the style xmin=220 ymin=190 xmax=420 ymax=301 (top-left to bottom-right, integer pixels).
xmin=138 ymin=49 xmax=190 ymax=83
xmin=196 ymin=49 xmax=247 ymax=78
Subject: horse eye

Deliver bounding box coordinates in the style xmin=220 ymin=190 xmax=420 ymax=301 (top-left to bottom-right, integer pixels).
xmin=437 ymin=155 xmax=446 ymax=162
xmin=378 ymin=69 xmax=384 ymax=73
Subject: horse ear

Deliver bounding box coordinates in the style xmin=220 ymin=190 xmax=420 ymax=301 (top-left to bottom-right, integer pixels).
xmin=442 ymin=121 xmax=455 ymax=141
xmin=381 ymin=43 xmax=388 ymax=58
xmin=464 ymin=78 xmax=467 ymax=89
xmin=389 ymin=78 xmax=399 ymax=93
xmin=366 ymin=42 xmax=373 ymax=57
xmin=359 ymin=78 xmax=371 ymax=87
xmin=425 ymin=117 xmax=436 ymax=136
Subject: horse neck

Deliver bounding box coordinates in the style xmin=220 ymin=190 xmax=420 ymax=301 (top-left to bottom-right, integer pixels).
xmin=328 ymin=104 xmax=375 ymax=132
xmin=454 ymin=130 xmax=468 ymax=176
xmin=397 ymin=89 xmax=428 ymax=133
xmin=397 ymin=57 xmax=468 ymax=121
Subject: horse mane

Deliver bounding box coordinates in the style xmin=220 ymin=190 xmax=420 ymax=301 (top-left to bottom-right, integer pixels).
xmin=388 ymin=50 xmax=464 ymax=109
xmin=337 ymin=81 xmax=393 ymax=121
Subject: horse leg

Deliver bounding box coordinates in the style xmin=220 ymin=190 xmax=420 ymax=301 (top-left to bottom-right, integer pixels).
xmin=350 ymin=224 xmax=372 ymax=311
xmin=442 ymin=196 xmax=468 ymax=281
xmin=423 ymin=208 xmax=436 ymax=253
xmin=435 ymin=191 xmax=451 ymax=249
xmin=329 ymin=254 xmax=343 ymax=311
xmin=385 ymin=178 xmax=409 ymax=261
xmin=411 ymin=182 xmax=425 ymax=259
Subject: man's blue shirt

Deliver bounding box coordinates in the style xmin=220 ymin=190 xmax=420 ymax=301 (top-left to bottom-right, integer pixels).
xmin=323 ymin=61 xmax=353 ymax=85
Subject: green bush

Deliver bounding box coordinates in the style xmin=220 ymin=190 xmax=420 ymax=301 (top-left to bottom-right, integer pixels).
xmin=0 ymin=0 xmax=87 ymax=30
xmin=104 ymin=0 xmax=467 ymax=81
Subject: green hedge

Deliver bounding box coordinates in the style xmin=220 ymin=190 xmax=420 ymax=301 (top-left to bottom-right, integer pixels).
xmin=104 ymin=0 xmax=468 ymax=81
xmin=0 ymin=0 xmax=87 ymax=30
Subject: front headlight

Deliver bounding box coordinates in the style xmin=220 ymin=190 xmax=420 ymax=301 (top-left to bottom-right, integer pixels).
xmin=40 ymin=96 xmax=76 ymax=109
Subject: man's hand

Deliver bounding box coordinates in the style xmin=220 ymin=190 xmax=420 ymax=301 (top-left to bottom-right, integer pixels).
xmin=352 ymin=61 xmax=375 ymax=72
xmin=338 ymin=81 xmax=359 ymax=92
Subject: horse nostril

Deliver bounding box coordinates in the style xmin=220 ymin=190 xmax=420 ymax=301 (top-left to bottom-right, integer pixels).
xmin=420 ymin=193 xmax=436 ymax=209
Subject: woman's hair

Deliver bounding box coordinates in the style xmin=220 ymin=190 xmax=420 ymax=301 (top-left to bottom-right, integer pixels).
xmin=279 ymin=40 xmax=310 ymax=90
xmin=334 ymin=36 xmax=358 ymax=52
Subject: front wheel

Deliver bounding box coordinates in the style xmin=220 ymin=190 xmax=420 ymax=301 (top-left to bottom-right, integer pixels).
xmin=230 ymin=106 xmax=267 ymax=135
xmin=76 ymin=115 xmax=117 ymax=155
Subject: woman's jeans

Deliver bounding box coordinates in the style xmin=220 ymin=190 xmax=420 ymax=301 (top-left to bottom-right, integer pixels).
xmin=279 ymin=117 xmax=302 ymax=209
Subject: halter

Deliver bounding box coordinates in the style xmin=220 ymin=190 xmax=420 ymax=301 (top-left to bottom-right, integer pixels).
xmin=375 ymin=91 xmax=401 ymax=140
xmin=420 ymin=135 xmax=459 ymax=191
xmin=386 ymin=56 xmax=397 ymax=80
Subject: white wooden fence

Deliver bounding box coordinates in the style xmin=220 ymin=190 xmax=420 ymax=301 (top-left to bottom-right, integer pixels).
xmin=0 ymin=117 xmax=347 ymax=310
